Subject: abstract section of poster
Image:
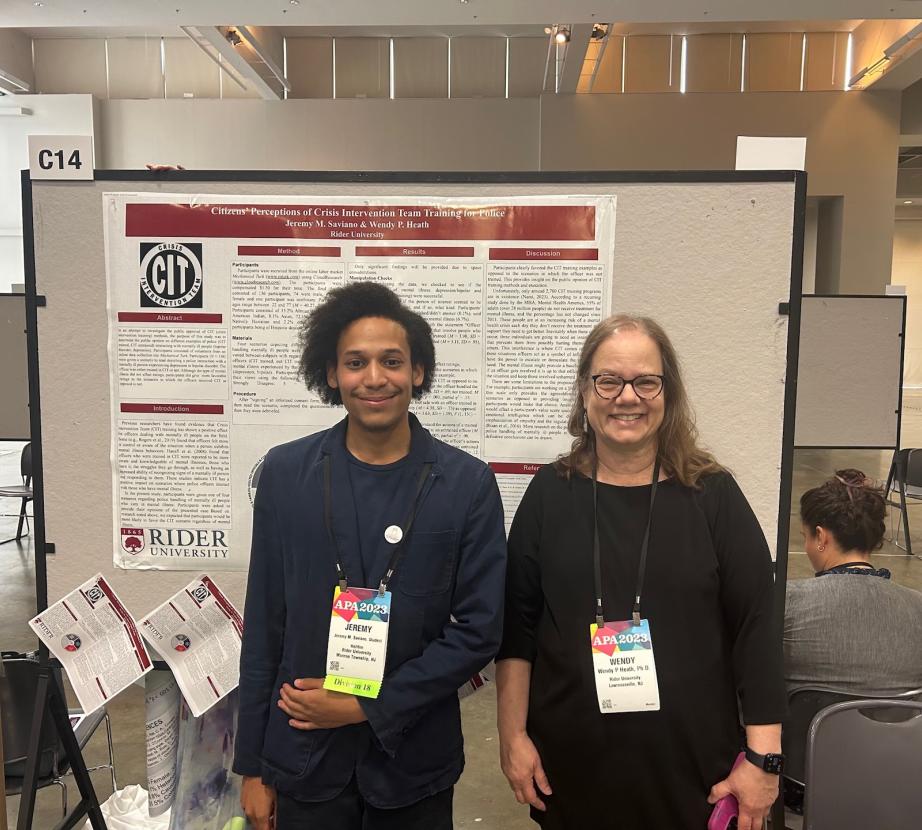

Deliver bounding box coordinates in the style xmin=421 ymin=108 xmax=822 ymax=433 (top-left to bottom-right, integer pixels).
xmin=105 ymin=193 xmax=615 ymax=569
xmin=29 ymin=574 xmax=152 ymax=714
xmin=139 ymin=575 xmax=243 ymax=717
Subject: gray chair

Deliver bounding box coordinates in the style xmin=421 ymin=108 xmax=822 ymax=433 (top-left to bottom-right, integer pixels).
xmin=0 ymin=443 xmax=32 ymax=545
xmin=1 ymin=653 xmax=116 ymax=817
xmin=783 ymin=685 xmax=922 ymax=791
xmin=803 ymin=699 xmax=922 ymax=829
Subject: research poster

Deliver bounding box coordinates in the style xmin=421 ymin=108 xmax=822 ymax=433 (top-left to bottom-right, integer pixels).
xmin=105 ymin=193 xmax=615 ymax=570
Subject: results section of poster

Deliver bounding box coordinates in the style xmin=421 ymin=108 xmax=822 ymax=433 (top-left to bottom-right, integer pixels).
xmin=105 ymin=193 xmax=615 ymax=570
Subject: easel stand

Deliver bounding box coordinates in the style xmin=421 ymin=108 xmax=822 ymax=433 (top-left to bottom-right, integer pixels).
xmin=16 ymin=175 xmax=107 ymax=829
xmin=885 ymin=448 xmax=914 ymax=556
xmin=16 ymin=652 xmax=105 ymax=830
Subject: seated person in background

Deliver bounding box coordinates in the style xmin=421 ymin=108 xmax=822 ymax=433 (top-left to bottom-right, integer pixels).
xmin=785 ymin=469 xmax=922 ymax=696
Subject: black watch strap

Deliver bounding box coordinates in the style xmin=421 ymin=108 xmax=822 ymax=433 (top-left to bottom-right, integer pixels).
xmin=745 ymin=746 xmax=784 ymax=775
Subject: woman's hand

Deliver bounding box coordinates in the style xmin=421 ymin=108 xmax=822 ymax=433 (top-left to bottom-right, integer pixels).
xmin=707 ymin=761 xmax=779 ymax=830
xmin=240 ymin=775 xmax=275 ymax=830
xmin=500 ymin=731 xmax=552 ymax=811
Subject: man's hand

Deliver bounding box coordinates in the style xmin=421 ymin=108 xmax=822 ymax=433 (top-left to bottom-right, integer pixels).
xmin=240 ymin=776 xmax=275 ymax=830
xmin=278 ymin=677 xmax=368 ymax=730
xmin=499 ymin=731 xmax=552 ymax=812
xmin=707 ymin=760 xmax=779 ymax=830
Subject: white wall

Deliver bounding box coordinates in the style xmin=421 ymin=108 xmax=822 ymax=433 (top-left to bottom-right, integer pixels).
xmin=0 ymin=94 xmax=97 ymax=292
xmin=100 ymin=98 xmax=540 ymax=170
xmin=802 ymin=198 xmax=818 ymax=294
xmin=0 ymin=28 xmax=34 ymax=92
xmin=892 ymin=207 xmax=922 ymax=388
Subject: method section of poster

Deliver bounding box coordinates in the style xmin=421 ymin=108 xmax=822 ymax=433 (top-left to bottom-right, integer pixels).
xmin=105 ymin=193 xmax=615 ymax=570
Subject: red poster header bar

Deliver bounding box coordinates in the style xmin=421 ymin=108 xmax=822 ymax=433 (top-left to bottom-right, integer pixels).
xmin=355 ymin=246 xmax=475 ymax=258
xmin=125 ymin=204 xmax=595 ymax=242
xmin=237 ymin=245 xmax=341 ymax=257
xmin=117 ymin=312 xmax=223 ymax=324
xmin=489 ymin=462 xmax=544 ymax=475
xmin=120 ymin=403 xmax=224 ymax=415
xmin=489 ymin=248 xmax=599 ymax=261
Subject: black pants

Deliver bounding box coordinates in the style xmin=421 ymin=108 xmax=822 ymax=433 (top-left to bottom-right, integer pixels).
xmin=276 ymin=777 xmax=453 ymax=830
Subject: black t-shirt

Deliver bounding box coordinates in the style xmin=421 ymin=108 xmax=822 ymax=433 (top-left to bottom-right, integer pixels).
xmin=345 ymin=451 xmax=416 ymax=586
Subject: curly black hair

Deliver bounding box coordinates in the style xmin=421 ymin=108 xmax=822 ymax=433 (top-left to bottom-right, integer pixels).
xmin=297 ymin=281 xmax=435 ymax=405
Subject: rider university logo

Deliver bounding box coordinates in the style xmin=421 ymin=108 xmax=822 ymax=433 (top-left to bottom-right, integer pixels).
xmin=121 ymin=527 xmax=145 ymax=555
xmin=139 ymin=242 xmax=203 ymax=308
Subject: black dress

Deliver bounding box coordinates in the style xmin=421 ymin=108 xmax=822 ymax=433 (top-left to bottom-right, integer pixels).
xmin=497 ymin=465 xmax=785 ymax=829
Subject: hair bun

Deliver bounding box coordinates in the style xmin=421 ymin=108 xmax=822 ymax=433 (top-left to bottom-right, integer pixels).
xmin=834 ymin=468 xmax=869 ymax=489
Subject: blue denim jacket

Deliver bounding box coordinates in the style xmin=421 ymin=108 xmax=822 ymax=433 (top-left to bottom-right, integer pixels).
xmin=233 ymin=415 xmax=506 ymax=808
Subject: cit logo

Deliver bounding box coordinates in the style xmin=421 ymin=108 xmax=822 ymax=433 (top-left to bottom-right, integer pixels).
xmin=139 ymin=242 xmax=203 ymax=308
xmin=191 ymin=585 xmax=210 ymax=603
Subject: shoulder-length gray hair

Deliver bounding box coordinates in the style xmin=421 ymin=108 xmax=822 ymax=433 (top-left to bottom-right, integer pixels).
xmin=554 ymin=314 xmax=723 ymax=487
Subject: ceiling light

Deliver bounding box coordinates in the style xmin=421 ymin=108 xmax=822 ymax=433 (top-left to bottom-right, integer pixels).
xmin=33 ymin=1 xmax=44 ymax=6
xmin=225 ymin=28 xmax=242 ymax=47
xmin=289 ymin=0 xmax=300 ymax=4
xmin=555 ymin=27 xmax=570 ymax=44
xmin=544 ymin=27 xmax=553 ymax=35
xmin=905 ymin=200 xmax=914 ymax=205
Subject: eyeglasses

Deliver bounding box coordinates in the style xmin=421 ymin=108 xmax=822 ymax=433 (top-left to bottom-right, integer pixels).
xmin=591 ymin=374 xmax=665 ymax=401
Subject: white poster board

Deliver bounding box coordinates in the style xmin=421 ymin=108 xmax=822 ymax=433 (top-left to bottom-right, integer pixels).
xmin=795 ymin=295 xmax=905 ymax=448
xmin=28 ymin=174 xmax=801 ymax=614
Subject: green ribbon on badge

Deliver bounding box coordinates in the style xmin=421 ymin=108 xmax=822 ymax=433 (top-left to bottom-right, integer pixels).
xmin=323 ymin=674 xmax=382 ymax=698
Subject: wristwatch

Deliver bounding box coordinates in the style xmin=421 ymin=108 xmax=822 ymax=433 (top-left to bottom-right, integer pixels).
xmin=744 ymin=746 xmax=784 ymax=775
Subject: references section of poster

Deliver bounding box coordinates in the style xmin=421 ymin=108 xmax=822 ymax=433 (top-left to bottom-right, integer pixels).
xmin=105 ymin=194 xmax=614 ymax=568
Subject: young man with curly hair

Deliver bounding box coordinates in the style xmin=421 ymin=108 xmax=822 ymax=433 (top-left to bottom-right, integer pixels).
xmin=233 ymin=281 xmax=506 ymax=830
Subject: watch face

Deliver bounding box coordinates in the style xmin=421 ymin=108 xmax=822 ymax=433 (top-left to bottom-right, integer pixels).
xmin=764 ymin=754 xmax=784 ymax=774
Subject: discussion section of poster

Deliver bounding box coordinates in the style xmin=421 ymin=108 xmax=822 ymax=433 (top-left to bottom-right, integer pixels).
xmin=105 ymin=193 xmax=615 ymax=570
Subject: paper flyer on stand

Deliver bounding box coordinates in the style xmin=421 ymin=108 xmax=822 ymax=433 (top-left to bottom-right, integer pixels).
xmin=104 ymin=193 xmax=615 ymax=567
xmin=29 ymin=573 xmax=153 ymax=715
xmin=139 ymin=575 xmax=243 ymax=718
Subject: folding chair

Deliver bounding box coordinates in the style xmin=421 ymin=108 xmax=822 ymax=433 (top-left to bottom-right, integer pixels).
xmin=884 ymin=447 xmax=922 ymax=555
xmin=0 ymin=444 xmax=32 ymax=545
xmin=1 ymin=653 xmax=117 ymax=817
xmin=782 ymin=685 xmax=922 ymax=815
xmin=803 ymin=699 xmax=922 ymax=829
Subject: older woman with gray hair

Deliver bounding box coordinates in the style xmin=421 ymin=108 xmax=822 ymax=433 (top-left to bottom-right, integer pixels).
xmin=496 ymin=314 xmax=786 ymax=829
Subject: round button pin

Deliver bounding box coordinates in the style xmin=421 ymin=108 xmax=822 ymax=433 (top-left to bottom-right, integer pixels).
xmin=384 ymin=525 xmax=403 ymax=544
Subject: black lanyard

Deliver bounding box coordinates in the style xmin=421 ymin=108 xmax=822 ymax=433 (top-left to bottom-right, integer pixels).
xmin=816 ymin=562 xmax=889 ymax=578
xmin=323 ymin=455 xmax=432 ymax=596
xmin=591 ymin=457 xmax=660 ymax=627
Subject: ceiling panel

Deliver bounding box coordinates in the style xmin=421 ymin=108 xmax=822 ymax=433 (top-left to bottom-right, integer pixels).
xmin=450 ymin=37 xmax=505 ymax=98
xmin=334 ymin=37 xmax=389 ymax=99
xmin=286 ymin=37 xmax=333 ymax=98
xmin=33 ymin=38 xmax=108 ymax=97
xmin=3 ymin=0 xmax=894 ymax=28
xmin=508 ymin=37 xmax=548 ymax=97
xmin=394 ymin=37 xmax=448 ymax=98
